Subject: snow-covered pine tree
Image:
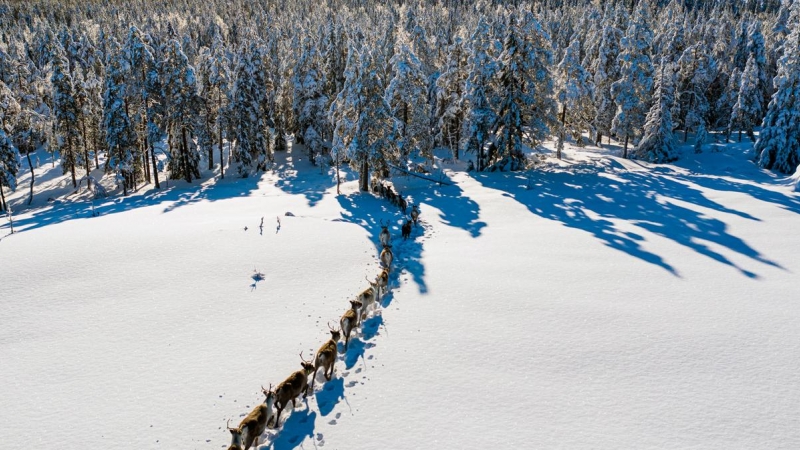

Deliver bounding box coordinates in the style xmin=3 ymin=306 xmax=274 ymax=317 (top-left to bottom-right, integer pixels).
xmin=162 ymin=39 xmax=201 ymax=182
xmin=329 ymin=43 xmax=393 ymax=191
xmin=757 ymin=0 xmax=800 ymax=174
xmin=462 ymin=17 xmax=499 ymax=172
xmin=293 ymin=37 xmax=328 ymax=165
xmin=591 ymin=18 xmax=623 ymax=146
xmin=72 ymin=67 xmax=94 ymax=184
xmin=329 ymin=43 xmax=360 ymax=193
xmin=492 ymin=11 xmax=555 ymax=171
xmin=197 ymin=32 xmax=231 ymax=176
xmin=125 ymin=26 xmax=161 ymax=187
xmin=556 ymin=35 xmax=595 ymax=157
xmin=352 ymin=47 xmax=394 ymax=190
xmin=386 ymin=30 xmax=432 ymax=167
xmin=231 ymin=44 xmax=271 ymax=177
xmin=634 ymin=57 xmax=678 ymax=163
xmin=51 ymin=45 xmax=81 ymax=188
xmin=611 ymin=2 xmax=654 ymax=158
xmin=0 ymin=127 xmax=20 ymax=213
xmin=746 ymin=19 xmax=770 ymax=109
xmin=729 ymin=54 xmax=763 ymax=142
xmin=434 ymin=37 xmax=468 ymax=160
xmin=103 ymin=40 xmax=138 ymax=196
xmin=677 ymin=44 xmax=714 ymax=150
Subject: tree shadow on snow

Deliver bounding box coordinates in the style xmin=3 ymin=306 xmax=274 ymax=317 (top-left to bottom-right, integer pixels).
xmin=650 ymin=163 xmax=800 ymax=216
xmin=270 ymin=145 xmax=330 ymax=207
xmin=337 ymin=192 xmax=429 ymax=293
xmin=7 ymin=173 xmax=264 ymax=234
xmin=470 ymin=158 xmax=784 ymax=279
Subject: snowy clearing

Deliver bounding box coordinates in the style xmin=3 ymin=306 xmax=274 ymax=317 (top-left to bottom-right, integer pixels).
xmin=2 ymin=141 xmax=800 ymax=449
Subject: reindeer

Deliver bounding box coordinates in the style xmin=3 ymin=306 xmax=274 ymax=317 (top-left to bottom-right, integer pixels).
xmin=273 ymin=353 xmax=315 ymax=428
xmin=237 ymin=385 xmax=276 ymax=449
xmin=399 ymin=196 xmax=408 ymax=214
xmin=340 ymin=300 xmax=363 ymax=351
xmin=386 ymin=188 xmax=397 ymax=205
xmin=376 ymin=268 xmax=389 ymax=297
xmin=225 ymin=420 xmax=244 ymax=450
xmin=380 ymin=246 xmax=393 ymax=271
xmin=410 ymin=204 xmax=420 ymax=225
xmin=310 ymin=324 xmax=341 ymax=394
xmin=358 ymin=277 xmax=379 ymax=321
xmin=401 ymin=219 xmax=412 ymax=240
xmin=379 ymin=220 xmax=391 ymax=248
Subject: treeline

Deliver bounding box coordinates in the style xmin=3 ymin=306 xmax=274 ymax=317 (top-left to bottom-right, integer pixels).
xmin=1 ymin=0 xmax=799 ymax=211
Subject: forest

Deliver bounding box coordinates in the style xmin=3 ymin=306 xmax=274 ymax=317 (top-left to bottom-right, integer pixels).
xmin=1 ymin=0 xmax=799 ymax=211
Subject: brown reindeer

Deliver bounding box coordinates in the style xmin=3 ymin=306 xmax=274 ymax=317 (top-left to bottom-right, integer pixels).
xmin=380 ymin=246 xmax=393 ymax=271
xmin=310 ymin=324 xmax=341 ymax=393
xmin=379 ymin=220 xmax=391 ymax=248
xmin=340 ymin=300 xmax=362 ymax=351
xmin=225 ymin=420 xmax=244 ymax=450
xmin=401 ymin=219 xmax=412 ymax=240
xmin=237 ymin=385 xmax=276 ymax=450
xmin=376 ymin=268 xmax=389 ymax=297
xmin=410 ymin=204 xmax=420 ymax=225
xmin=358 ymin=278 xmax=379 ymax=322
xmin=273 ymin=353 xmax=315 ymax=428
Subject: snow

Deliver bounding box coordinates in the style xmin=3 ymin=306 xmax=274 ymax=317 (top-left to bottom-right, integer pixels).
xmin=2 ymin=141 xmax=800 ymax=449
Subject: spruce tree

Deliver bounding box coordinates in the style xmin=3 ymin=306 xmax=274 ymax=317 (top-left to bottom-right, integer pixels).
xmin=0 ymin=128 xmax=20 ymax=213
xmin=103 ymin=42 xmax=138 ymax=195
xmin=757 ymin=1 xmax=800 ymax=174
xmin=51 ymin=46 xmax=81 ymax=188
xmin=634 ymin=58 xmax=678 ymax=163
xmin=611 ymin=2 xmax=654 ymax=158
xmin=492 ymin=11 xmax=555 ymax=171
xmin=592 ymin=19 xmax=623 ymax=146
xmin=729 ymin=55 xmax=763 ymax=142
xmin=676 ymin=44 xmax=714 ymax=149
xmin=162 ymin=39 xmax=201 ymax=182
xmin=197 ymin=33 xmax=231 ymax=176
xmin=462 ymin=17 xmax=499 ymax=172
xmin=386 ymin=32 xmax=432 ymax=167
xmin=435 ymin=37 xmax=468 ymax=160
xmin=556 ymin=36 xmax=595 ymax=157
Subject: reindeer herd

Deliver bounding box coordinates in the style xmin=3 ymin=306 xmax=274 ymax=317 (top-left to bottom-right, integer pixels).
xmin=224 ymin=185 xmax=420 ymax=450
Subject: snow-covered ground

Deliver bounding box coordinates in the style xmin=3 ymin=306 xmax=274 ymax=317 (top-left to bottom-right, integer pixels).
xmin=2 ymin=139 xmax=799 ymax=449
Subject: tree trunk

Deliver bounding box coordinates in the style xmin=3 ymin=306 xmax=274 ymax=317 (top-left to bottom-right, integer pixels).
xmin=82 ymin=119 xmax=91 ymax=189
xmin=69 ymin=136 xmax=77 ymax=188
xmin=0 ymin=184 xmax=6 ymax=212
xmin=218 ymin=90 xmax=225 ymax=179
xmin=26 ymin=152 xmax=35 ymax=205
xmin=181 ymin=127 xmax=192 ymax=182
xmin=738 ymin=129 xmax=742 ymax=142
xmin=623 ymin=134 xmax=629 ymax=159
xmin=359 ymin=159 xmax=369 ymax=192
xmin=454 ymin=116 xmax=461 ymax=160
xmin=94 ymin=128 xmax=100 ymax=167
xmin=335 ymin=148 xmax=341 ymax=195
xmin=595 ymin=131 xmax=602 ymax=146
xmin=558 ymin=104 xmax=567 ymax=160
xmin=207 ymin=108 xmax=213 ymax=170
xmin=149 ymin=138 xmax=160 ymax=189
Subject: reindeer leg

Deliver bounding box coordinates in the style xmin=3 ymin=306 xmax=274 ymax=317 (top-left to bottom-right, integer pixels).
xmin=308 ymin=367 xmax=319 ymax=397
